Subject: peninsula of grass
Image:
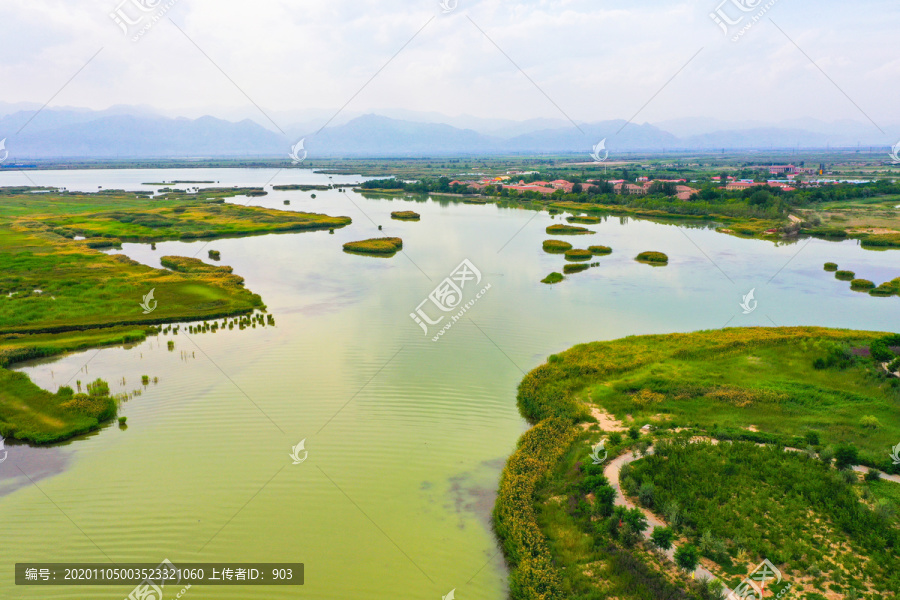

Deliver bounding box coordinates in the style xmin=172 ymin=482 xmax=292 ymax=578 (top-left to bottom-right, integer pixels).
xmin=635 ymin=251 xmax=669 ymax=265
xmin=563 ymin=263 xmax=590 ymax=274
xmin=564 ymin=249 xmax=593 ymax=262
xmin=342 ymin=237 xmax=403 ymax=257
xmin=541 ymin=272 xmax=564 ymax=285
xmin=824 ymin=262 xmax=839 ymax=272
xmin=0 ymin=187 xmax=355 ymax=442
xmin=542 ymin=240 xmax=573 ymax=254
xmin=390 ymin=211 xmax=420 ymax=221
xmin=566 ymin=215 xmax=601 ymax=224
xmin=588 ymin=245 xmax=612 ymax=256
xmin=850 ymin=278 xmax=876 ymax=291
xmin=546 ymin=224 xmax=594 ymax=235
xmin=494 ymin=327 xmax=900 ymax=600
xmin=835 ymin=270 xmax=856 ymax=281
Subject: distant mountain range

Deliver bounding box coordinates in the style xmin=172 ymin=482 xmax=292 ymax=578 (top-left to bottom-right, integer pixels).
xmin=0 ymin=105 xmax=896 ymax=160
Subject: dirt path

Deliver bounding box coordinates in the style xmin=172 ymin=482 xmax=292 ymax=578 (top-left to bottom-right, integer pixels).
xmin=602 ymin=448 xmax=715 ymax=582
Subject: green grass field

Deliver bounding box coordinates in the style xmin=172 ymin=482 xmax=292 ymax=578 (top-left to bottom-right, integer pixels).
xmin=0 ymin=187 xmax=353 ymax=441
xmin=499 ymin=327 xmax=900 ymax=600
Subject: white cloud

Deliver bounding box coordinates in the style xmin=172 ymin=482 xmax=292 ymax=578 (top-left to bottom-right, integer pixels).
xmin=0 ymin=0 xmax=895 ymax=131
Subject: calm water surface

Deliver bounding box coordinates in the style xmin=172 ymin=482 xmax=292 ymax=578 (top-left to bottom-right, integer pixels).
xmin=0 ymin=168 xmax=897 ymax=599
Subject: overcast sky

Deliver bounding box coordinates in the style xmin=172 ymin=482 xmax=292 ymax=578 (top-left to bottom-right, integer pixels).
xmin=0 ymin=0 xmax=897 ymax=131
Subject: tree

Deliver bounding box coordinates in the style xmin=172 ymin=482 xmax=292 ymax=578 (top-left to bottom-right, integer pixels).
xmin=834 ymin=444 xmax=859 ymax=470
xmin=650 ymin=526 xmax=675 ymax=551
xmin=675 ymin=544 xmax=700 ymax=572
xmin=623 ymin=507 xmax=648 ymax=535
xmin=593 ymin=485 xmax=616 ymax=517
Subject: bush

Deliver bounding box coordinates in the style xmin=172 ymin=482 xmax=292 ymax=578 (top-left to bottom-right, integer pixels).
xmin=542 ymin=239 xmax=573 ymax=254
xmin=823 ymin=262 xmax=838 ymax=272
xmin=860 ymin=415 xmax=881 ymax=429
xmin=675 ymin=544 xmax=700 ymax=572
xmin=541 ymin=272 xmax=564 ymax=284
xmin=804 ymin=431 xmax=820 ymax=446
xmin=850 ymin=279 xmax=875 ymax=291
xmin=635 ymin=251 xmax=669 ymax=264
xmin=608 ymin=432 xmax=623 ymax=446
xmin=651 ymin=526 xmax=675 ymax=550
xmin=57 ymin=386 xmax=74 ymax=399
xmin=834 ymin=444 xmax=859 ymax=470
xmin=86 ymin=378 xmax=110 ymax=398
xmin=564 ymin=249 xmax=593 ymax=261
xmin=835 ymin=270 xmax=855 ymax=281
xmin=118 ymin=416 xmax=127 ymax=425
xmin=638 ymin=481 xmax=656 ymax=507
xmin=587 ymin=245 xmax=612 ymax=256
xmin=864 ymin=469 xmax=881 ymax=482
xmin=628 ymin=425 xmax=640 ymax=439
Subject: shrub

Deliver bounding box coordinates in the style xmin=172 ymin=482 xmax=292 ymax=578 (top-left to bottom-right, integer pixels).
xmin=57 ymin=386 xmax=74 ymax=399
xmin=805 ymin=431 xmax=820 ymax=446
xmin=208 ymin=249 xmax=221 ymax=260
xmin=819 ymin=446 xmax=834 ymax=465
xmin=167 ymin=340 xmax=175 ymax=351
xmin=390 ymin=211 xmax=420 ymax=220
xmin=834 ymin=444 xmax=859 ymax=470
xmin=141 ymin=375 xmax=150 ymax=385
xmin=638 ymin=481 xmax=656 ymax=507
xmin=587 ymin=245 xmax=612 ymax=256
xmin=86 ymin=378 xmax=110 ymax=398
xmin=546 ymin=224 xmax=594 ymax=235
xmin=824 ymin=262 xmax=838 ymax=272
xmin=542 ymin=239 xmax=572 ymax=254
xmin=864 ymin=469 xmax=881 ymax=482
xmin=650 ymin=526 xmax=675 ymax=550
xmin=541 ymin=272 xmax=564 ymax=284
xmin=564 ymin=249 xmax=593 ymax=261
xmin=635 ymin=251 xmax=669 ymax=264
xmin=849 ymin=279 xmax=875 ymax=291
xmin=118 ymin=416 xmax=127 ymax=425
xmin=859 ymin=415 xmax=880 ymax=429
xmin=835 ymin=270 xmax=855 ymax=281
xmin=342 ymin=237 xmax=403 ymax=256
xmin=675 ymin=544 xmax=700 ymax=572
xmin=608 ymin=432 xmax=623 ymax=446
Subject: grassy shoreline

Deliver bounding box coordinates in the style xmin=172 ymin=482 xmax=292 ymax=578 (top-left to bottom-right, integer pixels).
xmin=495 ymin=327 xmax=899 ymax=600
xmin=0 ymin=188 xmax=353 ymax=443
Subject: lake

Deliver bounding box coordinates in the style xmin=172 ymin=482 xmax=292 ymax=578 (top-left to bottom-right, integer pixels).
xmin=0 ymin=168 xmax=897 ymax=599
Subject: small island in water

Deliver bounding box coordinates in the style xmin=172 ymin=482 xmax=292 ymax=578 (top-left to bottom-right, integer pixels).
xmin=342 ymin=237 xmax=404 ymax=257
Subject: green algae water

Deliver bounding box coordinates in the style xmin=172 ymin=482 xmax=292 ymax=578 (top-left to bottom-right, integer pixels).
xmin=0 ymin=169 xmax=897 ymax=600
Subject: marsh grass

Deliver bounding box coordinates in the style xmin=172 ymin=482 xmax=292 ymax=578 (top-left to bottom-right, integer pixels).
xmin=542 ymin=240 xmax=572 ymax=254
xmin=342 ymin=237 xmax=403 ymax=257
xmin=635 ymin=251 xmax=669 ymax=265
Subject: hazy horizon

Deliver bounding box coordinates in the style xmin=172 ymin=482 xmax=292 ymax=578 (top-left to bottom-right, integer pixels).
xmin=1 ymin=0 xmax=897 ymax=141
